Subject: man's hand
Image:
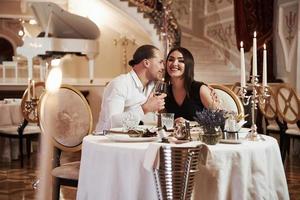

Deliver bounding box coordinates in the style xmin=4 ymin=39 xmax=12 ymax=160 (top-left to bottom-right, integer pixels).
xmin=142 ymin=92 xmax=166 ymax=114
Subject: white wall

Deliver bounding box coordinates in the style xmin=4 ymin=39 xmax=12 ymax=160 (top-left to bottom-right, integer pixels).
xmin=274 ymin=0 xmax=299 ymax=93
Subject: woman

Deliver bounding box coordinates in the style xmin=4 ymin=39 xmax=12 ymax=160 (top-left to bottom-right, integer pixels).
xmin=164 ymin=47 xmax=218 ymax=123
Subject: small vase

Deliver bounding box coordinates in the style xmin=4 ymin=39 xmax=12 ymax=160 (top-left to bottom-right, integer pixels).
xmin=201 ymin=133 xmax=220 ymax=145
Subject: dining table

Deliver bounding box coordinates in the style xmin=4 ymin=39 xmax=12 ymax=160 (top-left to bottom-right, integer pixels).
xmin=0 ymin=99 xmax=23 ymax=162
xmin=76 ymin=130 xmax=289 ymax=200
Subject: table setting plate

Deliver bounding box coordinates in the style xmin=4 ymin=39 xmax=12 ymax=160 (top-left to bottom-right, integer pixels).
xmin=219 ymin=139 xmax=242 ymax=144
xmin=108 ymin=125 xmax=156 ymax=134
xmin=239 ymin=127 xmax=251 ymax=133
xmin=106 ymin=134 xmax=159 ymax=142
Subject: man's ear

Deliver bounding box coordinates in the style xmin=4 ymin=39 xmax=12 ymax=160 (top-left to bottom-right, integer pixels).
xmin=143 ymin=59 xmax=150 ymax=68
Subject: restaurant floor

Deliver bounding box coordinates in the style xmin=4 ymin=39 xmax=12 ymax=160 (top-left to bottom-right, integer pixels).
xmin=0 ymin=145 xmax=299 ymax=200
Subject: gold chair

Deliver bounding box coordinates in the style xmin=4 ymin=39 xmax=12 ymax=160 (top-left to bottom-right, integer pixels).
xmin=154 ymin=145 xmax=202 ymax=200
xmin=210 ymin=84 xmax=244 ymax=115
xmin=21 ymin=81 xmax=45 ymax=123
xmin=275 ymin=84 xmax=300 ymax=163
xmin=257 ymin=86 xmax=286 ymax=151
xmin=38 ymin=85 xmax=93 ymax=200
xmin=230 ymin=82 xmax=242 ymax=96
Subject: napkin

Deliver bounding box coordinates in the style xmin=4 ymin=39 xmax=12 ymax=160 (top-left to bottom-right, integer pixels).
xmin=143 ymin=141 xmax=211 ymax=171
xmin=143 ymin=143 xmax=163 ymax=171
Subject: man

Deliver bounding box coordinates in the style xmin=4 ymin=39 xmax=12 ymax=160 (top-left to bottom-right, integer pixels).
xmin=96 ymin=45 xmax=166 ymax=131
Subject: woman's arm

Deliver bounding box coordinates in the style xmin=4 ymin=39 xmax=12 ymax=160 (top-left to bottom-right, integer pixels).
xmin=199 ymin=85 xmax=219 ymax=109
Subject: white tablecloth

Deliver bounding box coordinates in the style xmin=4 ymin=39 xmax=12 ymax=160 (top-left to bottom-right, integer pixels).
xmin=77 ymin=134 xmax=289 ymax=200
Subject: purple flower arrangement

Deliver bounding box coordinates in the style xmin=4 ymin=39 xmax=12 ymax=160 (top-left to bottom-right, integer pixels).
xmin=194 ymin=109 xmax=227 ymax=134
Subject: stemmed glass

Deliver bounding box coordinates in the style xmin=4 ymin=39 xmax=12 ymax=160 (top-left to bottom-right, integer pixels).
xmin=153 ymin=80 xmax=168 ymax=128
xmin=154 ymin=80 xmax=167 ymax=96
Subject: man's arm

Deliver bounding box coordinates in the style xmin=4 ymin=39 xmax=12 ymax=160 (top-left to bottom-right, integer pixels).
xmin=96 ymin=80 xmax=166 ymax=131
xmin=98 ymin=81 xmax=145 ymax=130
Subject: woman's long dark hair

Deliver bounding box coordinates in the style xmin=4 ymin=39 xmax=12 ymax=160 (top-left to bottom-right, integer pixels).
xmin=165 ymin=47 xmax=195 ymax=97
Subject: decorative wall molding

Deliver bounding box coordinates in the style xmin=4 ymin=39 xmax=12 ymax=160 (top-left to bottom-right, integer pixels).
xmin=278 ymin=0 xmax=298 ymax=72
xmin=20 ymin=0 xmax=68 ymax=13
xmin=204 ymin=0 xmax=233 ymax=16
xmin=0 ymin=19 xmax=24 ymax=55
xmin=171 ymin=0 xmax=193 ymax=29
xmin=107 ymin=0 xmax=162 ymax=49
xmin=205 ymin=18 xmax=238 ymax=58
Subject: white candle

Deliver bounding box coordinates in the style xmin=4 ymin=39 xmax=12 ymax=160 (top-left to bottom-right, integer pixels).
xmin=27 ymin=78 xmax=31 ymax=100
xmin=263 ymin=44 xmax=267 ymax=86
xmin=240 ymin=41 xmax=246 ymax=88
xmin=252 ymin=31 xmax=257 ymax=76
xmin=32 ymin=80 xmax=36 ymax=98
xmin=89 ymin=59 xmax=94 ymax=84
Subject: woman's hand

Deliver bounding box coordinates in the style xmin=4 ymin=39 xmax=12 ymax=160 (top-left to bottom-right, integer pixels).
xmin=200 ymin=85 xmax=220 ymax=110
xmin=207 ymin=86 xmax=220 ymax=109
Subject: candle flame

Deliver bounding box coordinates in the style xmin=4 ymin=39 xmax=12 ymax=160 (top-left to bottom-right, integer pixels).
xmin=240 ymin=41 xmax=243 ymax=47
xmin=254 ymin=31 xmax=256 ymax=37
xmin=264 ymin=43 xmax=266 ymax=49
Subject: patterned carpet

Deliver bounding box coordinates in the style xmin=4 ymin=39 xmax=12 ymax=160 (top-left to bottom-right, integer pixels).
xmin=0 ymin=147 xmax=299 ymax=200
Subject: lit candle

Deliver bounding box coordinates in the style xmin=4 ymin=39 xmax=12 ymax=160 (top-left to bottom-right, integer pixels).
xmin=240 ymin=41 xmax=246 ymax=88
xmin=27 ymin=78 xmax=31 ymax=100
xmin=263 ymin=44 xmax=267 ymax=86
xmin=252 ymin=31 xmax=257 ymax=77
xmin=32 ymin=80 xmax=36 ymax=98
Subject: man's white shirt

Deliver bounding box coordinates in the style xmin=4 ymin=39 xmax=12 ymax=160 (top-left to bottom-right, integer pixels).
xmin=95 ymin=70 xmax=156 ymax=131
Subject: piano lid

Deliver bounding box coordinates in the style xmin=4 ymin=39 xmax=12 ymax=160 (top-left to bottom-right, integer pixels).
xmin=31 ymin=2 xmax=100 ymax=40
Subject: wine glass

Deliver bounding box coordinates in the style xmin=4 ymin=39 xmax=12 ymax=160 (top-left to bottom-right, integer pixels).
xmin=153 ymin=81 xmax=167 ymax=127
xmin=154 ymin=81 xmax=167 ymax=96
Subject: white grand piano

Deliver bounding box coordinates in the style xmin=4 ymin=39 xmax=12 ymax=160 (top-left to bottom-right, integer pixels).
xmin=17 ymin=2 xmax=100 ymax=83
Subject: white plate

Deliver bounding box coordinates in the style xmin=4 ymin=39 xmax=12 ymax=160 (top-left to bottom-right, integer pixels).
xmin=219 ymin=139 xmax=242 ymax=144
xmin=239 ymin=128 xmax=251 ymax=133
xmin=109 ymin=125 xmax=156 ymax=133
xmin=106 ymin=134 xmax=159 ymax=142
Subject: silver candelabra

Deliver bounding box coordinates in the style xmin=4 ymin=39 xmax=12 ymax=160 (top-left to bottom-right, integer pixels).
xmin=239 ymin=75 xmax=269 ymax=141
xmin=23 ymin=97 xmax=39 ymax=123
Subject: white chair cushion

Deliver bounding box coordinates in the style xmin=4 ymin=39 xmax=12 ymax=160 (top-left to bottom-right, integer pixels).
xmin=3 ymin=98 xmax=21 ymax=104
xmin=266 ymin=120 xmax=280 ymax=131
xmin=286 ymin=129 xmax=300 ymax=136
xmin=286 ymin=123 xmax=300 ymax=136
xmin=51 ymin=161 xmax=80 ymax=180
xmin=0 ymin=125 xmax=40 ymax=135
xmin=0 ymin=126 xmax=19 ymax=135
xmin=267 ymin=124 xmax=280 ymax=131
xmin=24 ymin=125 xmax=41 ymax=134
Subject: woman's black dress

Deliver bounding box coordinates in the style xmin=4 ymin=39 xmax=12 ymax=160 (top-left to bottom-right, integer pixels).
xmin=165 ymin=81 xmax=206 ymax=121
